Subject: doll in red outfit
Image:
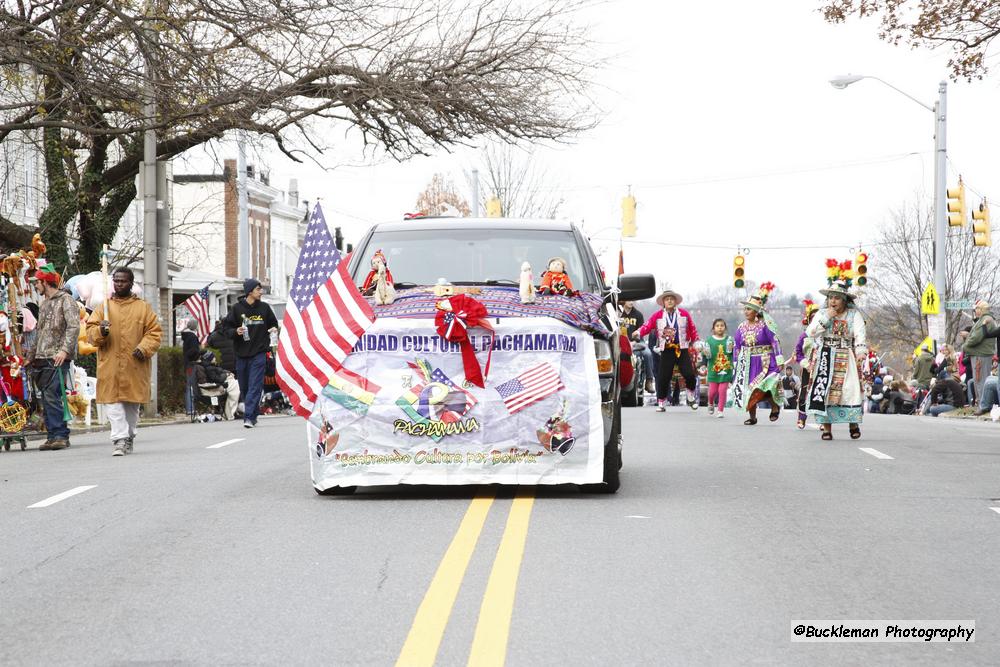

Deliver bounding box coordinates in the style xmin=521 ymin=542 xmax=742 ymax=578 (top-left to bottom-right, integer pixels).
xmin=537 ymin=257 xmax=575 ymax=296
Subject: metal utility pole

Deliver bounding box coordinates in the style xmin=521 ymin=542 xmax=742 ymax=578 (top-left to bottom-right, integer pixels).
xmin=237 ymin=133 xmax=250 ymax=278
xmin=142 ymin=0 xmax=159 ymax=415
xmin=932 ymin=81 xmax=948 ymax=307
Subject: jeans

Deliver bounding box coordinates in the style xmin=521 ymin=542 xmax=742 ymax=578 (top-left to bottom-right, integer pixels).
xmin=979 ymin=375 xmax=999 ymax=411
xmin=928 ymin=404 xmax=956 ymax=417
xmin=637 ymin=347 xmax=654 ymax=387
xmin=35 ymin=360 xmax=71 ymax=440
xmin=236 ymin=352 xmax=267 ymax=424
xmin=184 ymin=366 xmax=197 ymax=415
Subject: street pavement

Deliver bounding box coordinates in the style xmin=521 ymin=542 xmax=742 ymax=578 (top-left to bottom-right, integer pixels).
xmin=1 ymin=407 xmax=998 ymax=666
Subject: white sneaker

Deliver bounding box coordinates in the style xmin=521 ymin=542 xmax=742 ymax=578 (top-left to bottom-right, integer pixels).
xmin=655 ymin=405 xmax=666 ymax=412
xmin=112 ymin=440 xmax=126 ymax=456
xmin=707 ymin=404 xmax=715 ymax=416
xmin=687 ymin=391 xmax=698 ymax=410
xmin=715 ymin=412 xmax=725 ymax=419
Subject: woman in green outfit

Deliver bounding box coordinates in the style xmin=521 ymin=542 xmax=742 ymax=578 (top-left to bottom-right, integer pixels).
xmin=704 ymin=318 xmax=735 ymax=418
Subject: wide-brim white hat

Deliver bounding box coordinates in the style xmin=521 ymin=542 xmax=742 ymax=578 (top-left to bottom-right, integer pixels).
xmin=655 ymin=289 xmax=683 ymax=306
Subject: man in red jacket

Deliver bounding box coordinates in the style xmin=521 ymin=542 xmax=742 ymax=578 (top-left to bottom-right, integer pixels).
xmin=632 ymin=289 xmax=700 ymax=412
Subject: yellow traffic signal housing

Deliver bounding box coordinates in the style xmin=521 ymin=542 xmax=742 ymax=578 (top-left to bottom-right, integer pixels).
xmin=972 ymin=201 xmax=991 ymax=247
xmin=855 ymin=252 xmax=869 ymax=286
xmin=485 ymin=196 xmax=502 ymax=218
xmin=947 ymin=178 xmax=967 ymax=227
xmin=733 ymin=255 xmax=745 ymax=289
xmin=621 ymin=195 xmax=637 ymax=238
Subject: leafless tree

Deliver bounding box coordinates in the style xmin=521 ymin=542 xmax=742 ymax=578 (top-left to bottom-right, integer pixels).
xmin=474 ymin=143 xmax=564 ymax=219
xmin=821 ymin=1 xmax=1000 ymax=80
xmin=0 ymin=0 xmax=599 ymax=270
xmin=859 ymin=198 xmax=1000 ymax=368
xmin=414 ymin=173 xmax=471 ymax=217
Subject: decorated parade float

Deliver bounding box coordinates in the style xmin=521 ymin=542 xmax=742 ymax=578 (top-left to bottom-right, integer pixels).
xmin=282 ymin=214 xmax=654 ymax=494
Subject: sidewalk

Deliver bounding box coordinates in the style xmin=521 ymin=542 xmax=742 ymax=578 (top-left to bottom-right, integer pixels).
xmin=19 ymin=414 xmax=192 ymax=441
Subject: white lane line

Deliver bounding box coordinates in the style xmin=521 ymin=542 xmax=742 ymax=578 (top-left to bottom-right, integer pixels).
xmin=28 ymin=485 xmax=97 ymax=509
xmin=807 ymin=424 xmax=820 ymax=430
xmin=206 ymin=438 xmax=244 ymax=449
xmin=859 ymin=447 xmax=894 ymax=460
xmin=625 ymin=515 xmax=650 ymax=519
xmin=990 ymin=508 xmax=1000 ymax=516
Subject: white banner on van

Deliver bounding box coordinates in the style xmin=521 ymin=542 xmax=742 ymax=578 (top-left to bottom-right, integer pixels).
xmin=307 ymin=317 xmax=604 ymax=488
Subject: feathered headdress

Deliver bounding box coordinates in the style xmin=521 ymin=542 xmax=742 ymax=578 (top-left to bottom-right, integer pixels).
xmin=825 ymin=258 xmax=854 ymax=288
xmin=740 ymin=281 xmax=776 ymax=313
xmin=801 ymin=298 xmax=818 ymax=325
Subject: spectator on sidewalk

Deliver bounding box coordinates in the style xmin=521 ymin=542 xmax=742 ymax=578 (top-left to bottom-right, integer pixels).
xmin=913 ymin=345 xmax=935 ymax=390
xmin=206 ymin=320 xmax=236 ymax=374
xmin=975 ymin=373 xmax=999 ymax=416
xmin=28 ymin=265 xmax=79 ymax=451
xmin=220 ymin=278 xmax=279 ymax=429
xmin=926 ymin=374 xmax=967 ymax=417
xmin=962 ymin=300 xmax=998 ymax=404
xmin=181 ymin=318 xmax=201 ymax=417
xmin=194 ymin=350 xmax=240 ymax=420
xmin=86 ymin=268 xmax=162 ymax=456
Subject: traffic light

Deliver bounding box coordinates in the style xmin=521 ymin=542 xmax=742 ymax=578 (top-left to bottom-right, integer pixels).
xmin=947 ymin=178 xmax=967 ymax=227
xmin=621 ymin=194 xmax=637 ymax=237
xmin=855 ymin=252 xmax=869 ymax=286
xmin=485 ymin=196 xmax=502 ymax=218
xmin=733 ymin=254 xmax=745 ymax=289
xmin=973 ymin=200 xmax=991 ymax=247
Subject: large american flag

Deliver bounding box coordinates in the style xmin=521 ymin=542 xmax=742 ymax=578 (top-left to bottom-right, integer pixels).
xmin=276 ymin=203 xmax=375 ymax=417
xmin=494 ymin=362 xmax=565 ymax=414
xmin=181 ymin=284 xmax=211 ymax=344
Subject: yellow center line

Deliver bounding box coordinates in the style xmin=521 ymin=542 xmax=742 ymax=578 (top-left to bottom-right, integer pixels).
xmin=466 ymin=488 xmax=536 ymax=667
xmin=396 ymin=494 xmax=495 ymax=667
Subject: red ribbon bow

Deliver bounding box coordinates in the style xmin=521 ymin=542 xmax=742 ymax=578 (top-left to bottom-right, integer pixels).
xmin=435 ymin=294 xmax=494 ymax=388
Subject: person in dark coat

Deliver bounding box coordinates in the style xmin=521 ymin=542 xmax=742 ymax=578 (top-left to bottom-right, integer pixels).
xmin=219 ymin=278 xmax=279 ymax=428
xmin=206 ymin=320 xmax=236 ymax=374
xmin=180 ymin=319 xmax=202 ymax=416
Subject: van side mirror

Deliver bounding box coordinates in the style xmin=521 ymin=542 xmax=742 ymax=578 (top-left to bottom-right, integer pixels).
xmin=617 ymin=273 xmax=656 ymax=301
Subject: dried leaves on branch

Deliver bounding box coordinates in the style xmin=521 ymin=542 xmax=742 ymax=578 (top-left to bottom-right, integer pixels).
xmin=821 ymin=1 xmax=1000 ymax=80
xmin=0 ymin=0 xmax=598 ymax=269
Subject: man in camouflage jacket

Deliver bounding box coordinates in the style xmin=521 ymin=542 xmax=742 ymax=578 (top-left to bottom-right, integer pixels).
xmin=29 ymin=266 xmax=79 ymax=450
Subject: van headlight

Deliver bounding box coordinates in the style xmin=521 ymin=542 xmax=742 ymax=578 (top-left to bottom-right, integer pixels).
xmin=594 ymin=339 xmax=614 ymax=376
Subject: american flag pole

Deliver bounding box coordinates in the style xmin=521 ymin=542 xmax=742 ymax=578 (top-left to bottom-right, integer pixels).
xmin=276 ymin=203 xmax=375 ymax=418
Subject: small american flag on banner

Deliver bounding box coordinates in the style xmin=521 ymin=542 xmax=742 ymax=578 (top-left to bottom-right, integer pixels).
xmin=182 ymin=284 xmax=211 ymax=343
xmin=494 ymin=362 xmax=565 ymax=414
xmin=276 ymin=203 xmax=375 ymax=418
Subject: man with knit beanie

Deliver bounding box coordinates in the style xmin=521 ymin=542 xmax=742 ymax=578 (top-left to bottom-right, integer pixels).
xmin=220 ymin=278 xmax=278 ymax=428
xmin=28 ymin=264 xmax=79 ymax=450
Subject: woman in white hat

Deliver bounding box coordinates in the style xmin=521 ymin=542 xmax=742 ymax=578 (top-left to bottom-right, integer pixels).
xmin=731 ymin=285 xmax=784 ymax=425
xmin=631 ymin=288 xmax=700 ymax=411
xmin=805 ymin=278 xmax=868 ymax=440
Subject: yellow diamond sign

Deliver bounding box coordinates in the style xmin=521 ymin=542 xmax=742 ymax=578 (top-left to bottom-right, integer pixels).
xmin=921 ymin=283 xmax=941 ymax=315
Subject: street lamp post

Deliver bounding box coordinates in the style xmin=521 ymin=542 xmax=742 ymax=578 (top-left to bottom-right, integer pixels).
xmin=830 ymin=75 xmax=949 ymax=339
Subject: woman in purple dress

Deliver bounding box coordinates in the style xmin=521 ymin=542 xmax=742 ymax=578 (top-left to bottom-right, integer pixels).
xmin=731 ymin=285 xmax=784 ymax=426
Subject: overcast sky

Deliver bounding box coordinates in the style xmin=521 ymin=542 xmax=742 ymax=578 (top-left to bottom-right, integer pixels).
xmin=194 ymin=0 xmax=1000 ymax=300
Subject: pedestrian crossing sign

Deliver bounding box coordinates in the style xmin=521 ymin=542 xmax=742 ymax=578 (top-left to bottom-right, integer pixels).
xmin=921 ymin=283 xmax=941 ymax=315
xmin=913 ymin=336 xmax=936 ymax=358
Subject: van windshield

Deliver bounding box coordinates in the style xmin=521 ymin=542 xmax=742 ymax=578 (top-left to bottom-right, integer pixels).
xmin=354 ymin=228 xmax=594 ymax=291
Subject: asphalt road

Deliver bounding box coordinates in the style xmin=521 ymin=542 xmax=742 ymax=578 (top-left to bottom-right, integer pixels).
xmin=1 ymin=407 xmax=998 ymax=666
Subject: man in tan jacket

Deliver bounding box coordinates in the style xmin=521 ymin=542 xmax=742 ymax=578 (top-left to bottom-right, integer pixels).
xmin=86 ymin=268 xmax=162 ymax=456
